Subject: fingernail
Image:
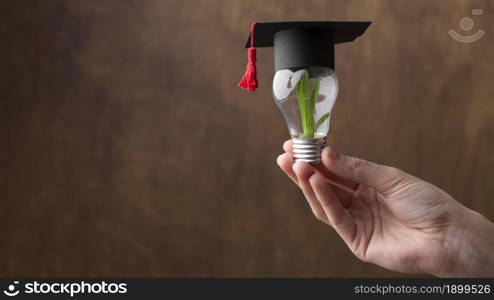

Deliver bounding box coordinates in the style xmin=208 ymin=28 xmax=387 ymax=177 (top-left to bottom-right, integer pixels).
xmin=283 ymin=140 xmax=291 ymax=151
xmin=276 ymin=154 xmax=283 ymax=166
xmin=329 ymin=147 xmax=340 ymax=160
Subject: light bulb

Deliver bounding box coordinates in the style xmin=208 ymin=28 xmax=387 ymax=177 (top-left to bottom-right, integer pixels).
xmin=273 ymin=66 xmax=338 ymax=163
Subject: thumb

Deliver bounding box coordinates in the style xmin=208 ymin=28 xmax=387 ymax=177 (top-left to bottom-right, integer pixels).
xmin=321 ymin=146 xmax=408 ymax=194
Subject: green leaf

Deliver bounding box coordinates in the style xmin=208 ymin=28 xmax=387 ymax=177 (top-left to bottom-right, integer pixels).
xmin=296 ymin=70 xmax=308 ymax=100
xmin=308 ymin=76 xmax=320 ymax=128
xmin=296 ymin=70 xmax=310 ymax=138
xmin=309 ymin=77 xmax=320 ymax=108
xmin=314 ymin=113 xmax=330 ymax=131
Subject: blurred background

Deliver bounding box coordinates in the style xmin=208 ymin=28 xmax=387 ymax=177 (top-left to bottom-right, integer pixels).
xmin=1 ymin=0 xmax=493 ymax=276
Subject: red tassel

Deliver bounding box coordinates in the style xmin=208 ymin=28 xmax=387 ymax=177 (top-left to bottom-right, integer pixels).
xmin=238 ymin=21 xmax=260 ymax=92
xmin=238 ymin=47 xmax=258 ymax=91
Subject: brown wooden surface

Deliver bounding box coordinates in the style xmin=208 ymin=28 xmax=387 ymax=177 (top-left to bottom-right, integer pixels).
xmin=2 ymin=0 xmax=493 ymax=276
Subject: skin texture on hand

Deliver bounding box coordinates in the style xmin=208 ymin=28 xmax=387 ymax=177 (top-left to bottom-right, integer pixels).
xmin=277 ymin=140 xmax=494 ymax=277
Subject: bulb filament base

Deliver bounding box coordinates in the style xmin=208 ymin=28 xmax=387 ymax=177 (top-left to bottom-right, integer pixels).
xmin=292 ymin=137 xmax=326 ymax=163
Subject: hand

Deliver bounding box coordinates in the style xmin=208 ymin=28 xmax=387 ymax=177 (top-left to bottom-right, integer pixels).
xmin=277 ymin=140 xmax=494 ymax=277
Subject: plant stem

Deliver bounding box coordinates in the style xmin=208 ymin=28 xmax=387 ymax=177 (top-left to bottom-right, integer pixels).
xmin=296 ymin=70 xmax=321 ymax=139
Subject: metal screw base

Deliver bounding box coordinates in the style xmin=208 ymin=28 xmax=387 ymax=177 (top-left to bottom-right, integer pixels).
xmin=292 ymin=137 xmax=327 ymax=163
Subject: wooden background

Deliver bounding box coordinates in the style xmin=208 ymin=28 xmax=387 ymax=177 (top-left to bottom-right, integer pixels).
xmin=1 ymin=0 xmax=493 ymax=276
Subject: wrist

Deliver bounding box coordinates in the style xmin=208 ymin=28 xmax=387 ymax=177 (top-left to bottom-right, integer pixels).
xmin=434 ymin=207 xmax=494 ymax=277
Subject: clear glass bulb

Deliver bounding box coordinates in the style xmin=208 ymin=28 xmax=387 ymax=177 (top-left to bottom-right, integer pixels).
xmin=273 ymin=66 xmax=338 ymax=162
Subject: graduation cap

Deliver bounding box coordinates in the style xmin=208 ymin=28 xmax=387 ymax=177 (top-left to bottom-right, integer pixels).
xmin=238 ymin=21 xmax=371 ymax=91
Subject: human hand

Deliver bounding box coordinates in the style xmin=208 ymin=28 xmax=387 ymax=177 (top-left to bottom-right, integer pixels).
xmin=277 ymin=140 xmax=494 ymax=277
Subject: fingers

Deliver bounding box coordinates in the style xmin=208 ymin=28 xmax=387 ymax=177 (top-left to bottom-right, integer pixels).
xmin=285 ymin=139 xmax=358 ymax=192
xmin=291 ymin=160 xmax=357 ymax=243
xmin=276 ymin=153 xmax=298 ymax=185
xmin=292 ymin=162 xmax=330 ymax=224
xmin=283 ymin=139 xmax=293 ymax=153
xmin=279 ymin=139 xmax=353 ymax=210
xmin=311 ymin=162 xmax=359 ymax=193
xmin=309 ymin=172 xmax=356 ymax=243
xmin=321 ymin=146 xmax=408 ymax=194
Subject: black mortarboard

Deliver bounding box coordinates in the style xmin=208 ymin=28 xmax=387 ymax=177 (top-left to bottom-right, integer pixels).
xmin=238 ymin=21 xmax=371 ymax=91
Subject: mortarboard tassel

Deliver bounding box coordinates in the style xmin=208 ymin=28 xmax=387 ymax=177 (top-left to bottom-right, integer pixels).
xmin=238 ymin=21 xmax=260 ymax=92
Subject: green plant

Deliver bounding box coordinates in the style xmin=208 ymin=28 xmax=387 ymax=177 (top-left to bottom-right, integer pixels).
xmin=295 ymin=70 xmax=329 ymax=139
